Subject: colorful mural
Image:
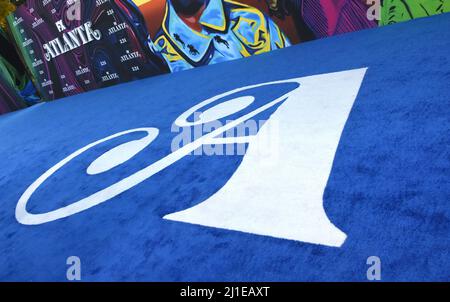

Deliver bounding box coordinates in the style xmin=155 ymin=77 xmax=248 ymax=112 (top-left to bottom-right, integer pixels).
xmin=265 ymin=0 xmax=378 ymax=41
xmin=2 ymin=0 xmax=449 ymax=106
xmin=0 ymin=27 xmax=32 ymax=111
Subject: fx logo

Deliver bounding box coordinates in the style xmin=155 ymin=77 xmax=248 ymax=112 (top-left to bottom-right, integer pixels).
xmin=15 ymin=68 xmax=367 ymax=247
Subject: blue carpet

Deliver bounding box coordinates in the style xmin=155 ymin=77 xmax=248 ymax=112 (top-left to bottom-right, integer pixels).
xmin=0 ymin=13 xmax=449 ymax=281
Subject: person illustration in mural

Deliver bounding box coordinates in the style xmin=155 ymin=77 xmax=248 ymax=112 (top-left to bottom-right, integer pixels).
xmin=148 ymin=0 xmax=291 ymax=72
xmin=266 ymin=0 xmax=378 ymax=41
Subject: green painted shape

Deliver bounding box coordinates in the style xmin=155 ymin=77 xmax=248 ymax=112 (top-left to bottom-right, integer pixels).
xmin=381 ymin=0 xmax=450 ymax=26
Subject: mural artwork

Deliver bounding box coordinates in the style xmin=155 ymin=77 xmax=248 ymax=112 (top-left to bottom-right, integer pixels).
xmin=6 ymin=0 xmax=169 ymax=100
xmin=0 ymin=70 xmax=25 ymax=114
xmin=0 ymin=27 xmax=27 ymax=113
xmin=149 ymin=0 xmax=290 ymax=72
xmin=380 ymin=0 xmax=450 ymax=25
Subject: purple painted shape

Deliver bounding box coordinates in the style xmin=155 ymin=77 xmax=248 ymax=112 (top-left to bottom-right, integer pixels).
xmin=302 ymin=0 xmax=378 ymax=38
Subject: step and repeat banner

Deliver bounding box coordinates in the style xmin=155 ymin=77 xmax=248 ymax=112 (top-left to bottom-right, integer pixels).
xmin=4 ymin=0 xmax=450 ymax=101
xmin=6 ymin=0 xmax=169 ymax=100
xmin=0 ymin=26 xmax=27 ymax=113
xmin=0 ymin=71 xmax=25 ymax=114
